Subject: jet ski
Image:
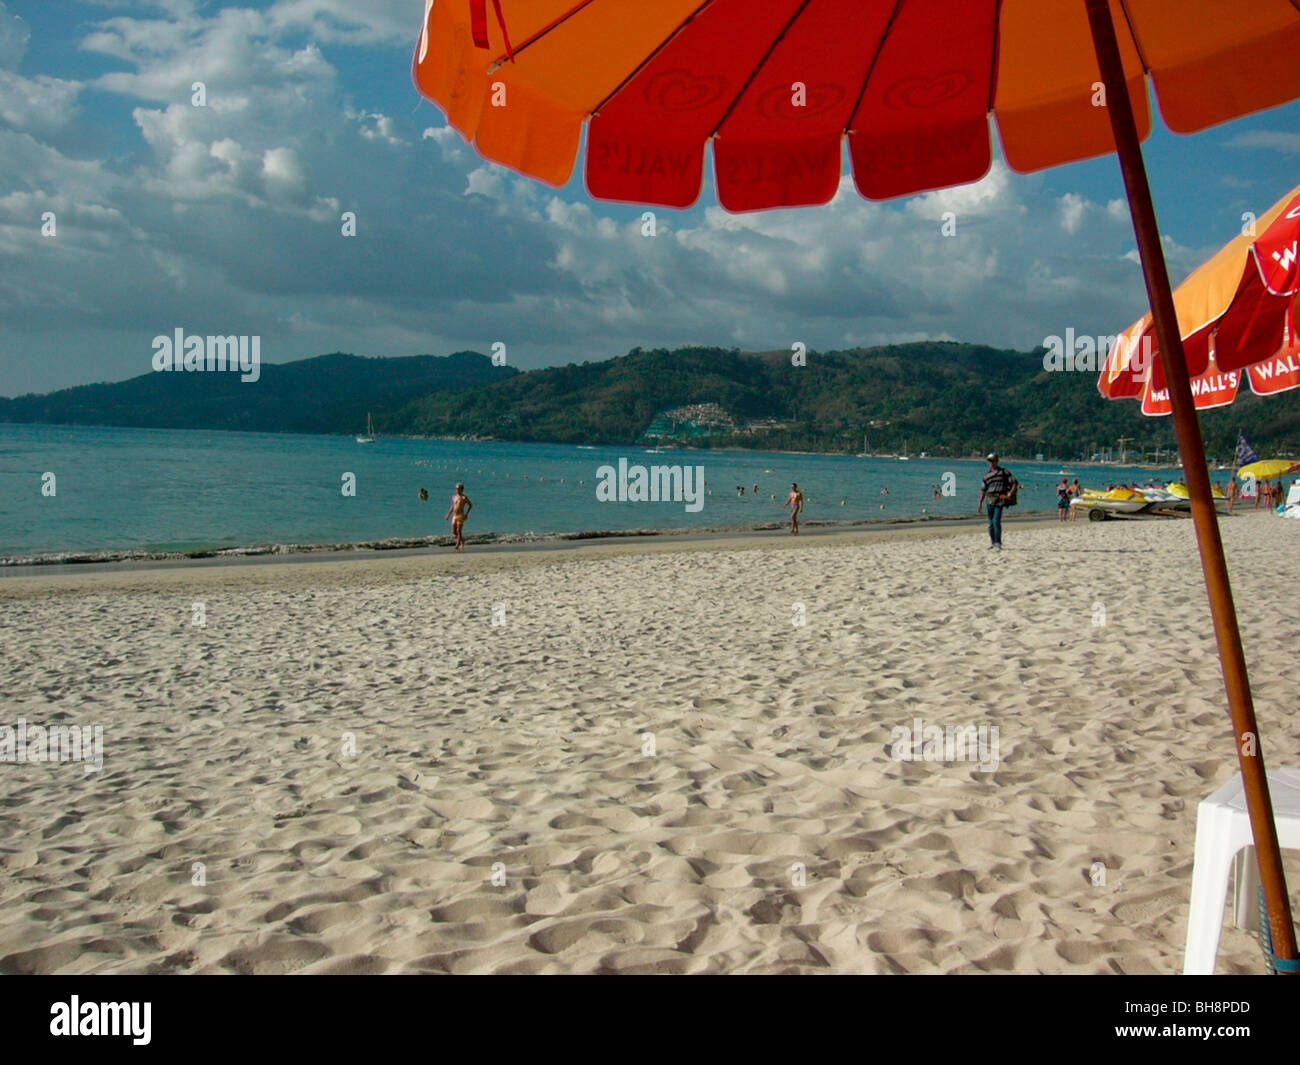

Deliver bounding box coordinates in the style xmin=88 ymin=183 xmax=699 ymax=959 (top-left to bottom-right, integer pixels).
xmin=1071 ymin=487 xmax=1154 ymax=520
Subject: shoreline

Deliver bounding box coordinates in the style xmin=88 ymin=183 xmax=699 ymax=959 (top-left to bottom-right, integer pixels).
xmin=0 ymin=509 xmax=1064 ymax=574
xmin=4 ymin=419 xmax=1202 ymax=468
xmin=0 ymin=511 xmax=1078 ymax=586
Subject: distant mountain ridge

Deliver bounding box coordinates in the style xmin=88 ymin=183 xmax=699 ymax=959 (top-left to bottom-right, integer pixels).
xmin=388 ymin=342 xmax=1300 ymax=460
xmin=0 ymin=352 xmax=515 ymax=435
xmin=3 ymin=343 xmax=1297 ymax=459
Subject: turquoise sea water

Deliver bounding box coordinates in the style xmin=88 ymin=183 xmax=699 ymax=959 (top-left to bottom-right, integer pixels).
xmin=0 ymin=423 xmax=1180 ymax=561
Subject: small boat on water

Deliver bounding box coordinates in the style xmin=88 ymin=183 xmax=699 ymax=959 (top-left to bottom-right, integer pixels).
xmin=356 ymin=412 xmax=374 ymax=444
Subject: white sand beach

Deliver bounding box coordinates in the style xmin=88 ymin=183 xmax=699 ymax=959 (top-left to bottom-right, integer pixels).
xmin=1 ymin=512 xmax=1297 ymax=974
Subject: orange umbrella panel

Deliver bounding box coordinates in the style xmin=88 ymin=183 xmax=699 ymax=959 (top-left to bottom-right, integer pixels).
xmin=413 ymin=1 xmax=1300 ymax=209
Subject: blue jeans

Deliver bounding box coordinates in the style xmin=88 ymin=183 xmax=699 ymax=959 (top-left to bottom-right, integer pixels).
xmin=987 ymin=504 xmax=1004 ymax=546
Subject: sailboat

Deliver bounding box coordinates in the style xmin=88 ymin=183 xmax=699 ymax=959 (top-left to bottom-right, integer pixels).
xmin=356 ymin=413 xmax=374 ymax=444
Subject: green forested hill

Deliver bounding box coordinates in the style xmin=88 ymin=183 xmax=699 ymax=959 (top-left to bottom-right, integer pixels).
xmin=0 ymin=351 xmax=514 ymax=435
xmin=389 ymin=342 xmax=1300 ymax=461
xmin=5 ymin=342 xmax=1297 ymax=460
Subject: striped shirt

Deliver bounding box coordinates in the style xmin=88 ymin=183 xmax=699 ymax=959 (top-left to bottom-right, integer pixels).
xmin=982 ymin=467 xmax=1012 ymax=503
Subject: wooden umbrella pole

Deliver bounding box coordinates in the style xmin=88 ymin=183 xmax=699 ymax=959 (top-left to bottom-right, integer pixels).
xmin=1083 ymin=0 xmax=1297 ymax=966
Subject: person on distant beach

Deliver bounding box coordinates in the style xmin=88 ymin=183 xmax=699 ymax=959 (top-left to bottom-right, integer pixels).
xmin=418 ymin=488 xmax=428 ymax=501
xmin=445 ymin=483 xmax=472 ymax=551
xmin=1056 ymin=479 xmax=1070 ymax=521
xmin=932 ymin=484 xmax=942 ymax=499
xmin=1069 ymin=478 xmax=1082 ymax=521
xmin=753 ymin=484 xmax=759 ymax=495
xmin=784 ymin=482 xmax=804 ymax=535
xmin=978 ymin=453 xmax=1012 ymax=550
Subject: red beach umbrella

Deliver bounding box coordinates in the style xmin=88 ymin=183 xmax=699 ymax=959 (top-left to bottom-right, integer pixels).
xmin=1102 ymin=182 xmax=1300 ymax=416
xmin=413 ymin=0 xmax=1300 ymax=968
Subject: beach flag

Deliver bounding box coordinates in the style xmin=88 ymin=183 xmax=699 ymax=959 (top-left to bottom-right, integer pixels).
xmin=1236 ymin=432 xmax=1259 ymax=468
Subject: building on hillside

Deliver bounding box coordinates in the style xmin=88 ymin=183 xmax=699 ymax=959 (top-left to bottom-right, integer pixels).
xmin=642 ymin=402 xmax=736 ymax=439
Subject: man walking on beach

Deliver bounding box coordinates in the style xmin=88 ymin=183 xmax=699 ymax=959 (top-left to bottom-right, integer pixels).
xmin=445 ymin=482 xmax=472 ymax=551
xmin=784 ymin=482 xmax=804 ymax=535
xmin=978 ymin=453 xmax=1012 ymax=550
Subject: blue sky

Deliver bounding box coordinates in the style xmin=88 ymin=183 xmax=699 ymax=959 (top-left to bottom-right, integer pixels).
xmin=2 ymin=0 xmax=1299 ymax=396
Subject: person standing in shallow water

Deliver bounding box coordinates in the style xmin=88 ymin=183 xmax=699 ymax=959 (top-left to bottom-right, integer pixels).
xmin=784 ymin=482 xmax=804 ymax=535
xmin=445 ymin=483 xmax=472 ymax=551
xmin=978 ymin=453 xmax=1012 ymax=550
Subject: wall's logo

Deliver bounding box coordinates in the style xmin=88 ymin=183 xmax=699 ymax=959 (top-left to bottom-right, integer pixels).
xmin=882 ymin=70 xmax=972 ymax=110
xmin=645 ymin=69 xmax=726 ymax=112
xmin=758 ymin=82 xmax=844 ymax=120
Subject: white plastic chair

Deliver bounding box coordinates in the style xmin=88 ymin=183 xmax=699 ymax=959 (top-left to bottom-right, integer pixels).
xmin=1284 ymin=483 xmax=1300 ymax=519
xmin=1183 ymin=768 xmax=1300 ymax=974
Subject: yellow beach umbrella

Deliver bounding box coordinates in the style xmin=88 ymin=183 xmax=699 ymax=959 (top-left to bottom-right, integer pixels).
xmin=1238 ymin=460 xmax=1300 ymax=481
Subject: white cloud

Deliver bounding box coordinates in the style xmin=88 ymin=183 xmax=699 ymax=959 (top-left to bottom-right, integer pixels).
xmin=0 ymin=0 xmax=1258 ymax=397
xmin=1225 ymin=130 xmax=1300 ymax=154
xmin=354 ymin=110 xmax=403 ymax=145
xmin=0 ymin=1 xmax=79 ymax=132
xmin=266 ymin=0 xmax=414 ymax=46
xmin=1059 ymin=192 xmax=1087 ymax=235
xmin=0 ymin=1 xmax=28 ymax=70
xmin=0 ymin=69 xmax=79 ymax=131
